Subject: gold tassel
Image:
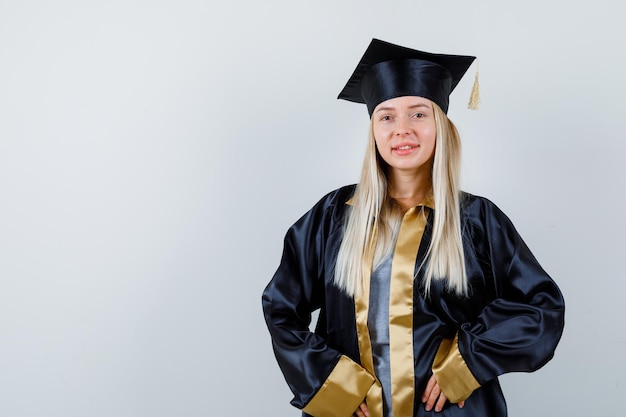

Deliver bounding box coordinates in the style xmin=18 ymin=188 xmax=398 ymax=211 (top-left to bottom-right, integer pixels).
xmin=468 ymin=59 xmax=480 ymax=110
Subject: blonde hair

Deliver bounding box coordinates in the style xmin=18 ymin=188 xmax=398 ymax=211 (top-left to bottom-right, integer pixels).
xmin=333 ymin=102 xmax=467 ymax=297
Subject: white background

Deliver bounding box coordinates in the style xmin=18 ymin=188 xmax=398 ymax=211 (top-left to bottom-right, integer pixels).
xmin=1 ymin=1 xmax=624 ymax=416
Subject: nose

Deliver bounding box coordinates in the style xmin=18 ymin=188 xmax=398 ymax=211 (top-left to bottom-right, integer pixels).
xmin=395 ymin=116 xmax=410 ymax=136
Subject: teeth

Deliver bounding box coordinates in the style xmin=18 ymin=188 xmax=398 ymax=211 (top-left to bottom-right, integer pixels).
xmin=396 ymin=145 xmax=415 ymax=150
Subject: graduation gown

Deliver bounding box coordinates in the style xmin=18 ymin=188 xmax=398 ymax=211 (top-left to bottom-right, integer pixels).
xmin=262 ymin=185 xmax=565 ymax=417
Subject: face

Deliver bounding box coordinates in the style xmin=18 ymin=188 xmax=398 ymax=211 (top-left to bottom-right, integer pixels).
xmin=372 ymin=96 xmax=437 ymax=177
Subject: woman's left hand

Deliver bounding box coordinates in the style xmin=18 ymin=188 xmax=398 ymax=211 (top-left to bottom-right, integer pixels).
xmin=421 ymin=375 xmax=465 ymax=412
xmin=353 ymin=401 xmax=368 ymax=417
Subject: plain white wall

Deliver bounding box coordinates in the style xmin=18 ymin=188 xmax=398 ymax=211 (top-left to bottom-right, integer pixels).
xmin=1 ymin=1 xmax=624 ymax=416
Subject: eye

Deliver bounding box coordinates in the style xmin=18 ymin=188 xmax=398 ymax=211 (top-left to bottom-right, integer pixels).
xmin=412 ymin=112 xmax=425 ymax=119
xmin=380 ymin=114 xmax=393 ymax=122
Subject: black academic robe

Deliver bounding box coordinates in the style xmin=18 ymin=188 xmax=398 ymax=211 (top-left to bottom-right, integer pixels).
xmin=262 ymin=185 xmax=565 ymax=417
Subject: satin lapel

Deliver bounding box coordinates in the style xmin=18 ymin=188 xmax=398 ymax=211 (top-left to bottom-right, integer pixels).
xmin=389 ymin=206 xmax=428 ymax=416
xmin=354 ymin=228 xmax=383 ymax=417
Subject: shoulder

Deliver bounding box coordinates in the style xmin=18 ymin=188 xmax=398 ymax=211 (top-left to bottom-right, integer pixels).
xmin=289 ymin=184 xmax=356 ymax=231
xmin=315 ymin=184 xmax=357 ymax=202
xmin=460 ymin=191 xmax=518 ymax=231
xmin=306 ymin=184 xmax=356 ymax=216
xmin=460 ymin=191 xmax=510 ymax=220
xmin=460 ymin=192 xmax=521 ymax=241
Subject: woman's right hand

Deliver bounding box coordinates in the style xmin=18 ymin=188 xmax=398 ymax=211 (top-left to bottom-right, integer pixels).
xmin=353 ymin=401 xmax=368 ymax=417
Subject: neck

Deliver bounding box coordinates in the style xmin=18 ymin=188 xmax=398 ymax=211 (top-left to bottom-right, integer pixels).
xmin=387 ymin=169 xmax=432 ymax=210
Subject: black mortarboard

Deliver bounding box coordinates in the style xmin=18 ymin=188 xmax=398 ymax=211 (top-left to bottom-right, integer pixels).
xmin=338 ymin=38 xmax=476 ymax=115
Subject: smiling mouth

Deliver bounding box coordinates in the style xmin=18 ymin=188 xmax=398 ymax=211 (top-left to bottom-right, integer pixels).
xmin=393 ymin=145 xmax=418 ymax=150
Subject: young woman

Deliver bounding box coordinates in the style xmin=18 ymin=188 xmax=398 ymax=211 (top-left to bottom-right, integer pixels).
xmin=262 ymin=38 xmax=565 ymax=417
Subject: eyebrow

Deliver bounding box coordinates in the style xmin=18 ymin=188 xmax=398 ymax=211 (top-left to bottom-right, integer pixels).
xmin=375 ymin=103 xmax=431 ymax=113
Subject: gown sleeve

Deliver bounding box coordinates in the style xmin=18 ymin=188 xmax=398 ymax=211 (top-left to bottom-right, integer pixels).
xmin=261 ymin=193 xmax=375 ymax=417
xmin=433 ymin=198 xmax=565 ymax=402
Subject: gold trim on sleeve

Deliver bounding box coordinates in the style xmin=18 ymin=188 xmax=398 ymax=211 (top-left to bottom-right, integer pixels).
xmin=302 ymin=355 xmax=375 ymax=417
xmin=432 ymin=333 xmax=481 ymax=403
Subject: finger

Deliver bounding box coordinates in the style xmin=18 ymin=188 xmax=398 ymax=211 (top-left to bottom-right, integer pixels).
xmin=435 ymin=391 xmax=447 ymax=412
xmin=458 ymin=400 xmax=465 ymax=409
xmin=359 ymin=402 xmax=369 ymax=417
xmin=353 ymin=401 xmax=368 ymax=417
xmin=425 ymin=383 xmax=442 ymax=411
xmin=422 ymin=375 xmax=437 ymax=403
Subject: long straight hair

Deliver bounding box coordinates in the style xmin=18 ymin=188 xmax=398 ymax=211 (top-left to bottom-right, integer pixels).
xmin=333 ymin=102 xmax=467 ymax=297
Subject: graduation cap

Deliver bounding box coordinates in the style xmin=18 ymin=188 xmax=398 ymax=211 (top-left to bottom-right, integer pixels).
xmin=338 ymin=38 xmax=478 ymax=115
